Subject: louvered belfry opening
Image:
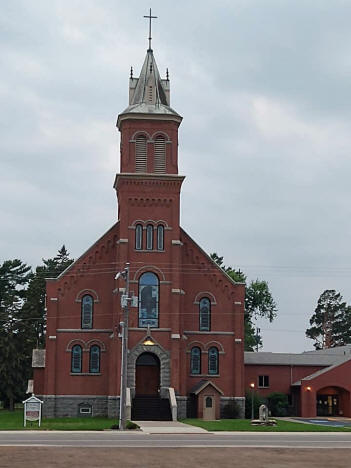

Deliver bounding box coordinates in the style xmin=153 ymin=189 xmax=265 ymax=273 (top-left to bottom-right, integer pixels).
xmin=154 ymin=135 xmax=166 ymax=173
xmin=135 ymin=135 xmax=147 ymax=172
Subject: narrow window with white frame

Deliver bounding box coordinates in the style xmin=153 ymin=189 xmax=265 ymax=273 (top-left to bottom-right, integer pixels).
xmin=135 ymin=224 xmax=143 ymax=250
xmin=157 ymin=225 xmax=164 ymax=250
xmin=146 ymin=224 xmax=153 ymax=250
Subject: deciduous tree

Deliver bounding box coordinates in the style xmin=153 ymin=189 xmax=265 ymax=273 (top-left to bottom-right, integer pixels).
xmin=210 ymin=253 xmax=277 ymax=351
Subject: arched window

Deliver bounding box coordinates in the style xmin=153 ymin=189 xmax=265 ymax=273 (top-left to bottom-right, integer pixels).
xmin=89 ymin=345 xmax=100 ymax=373
xmin=205 ymin=396 xmax=213 ymax=408
xmin=135 ymin=135 xmax=147 ymax=172
xmin=157 ymin=225 xmax=164 ymax=251
xmin=199 ymin=297 xmax=211 ymax=331
xmin=135 ymin=224 xmax=143 ymax=250
xmin=71 ymin=345 xmax=82 ymax=373
xmin=139 ymin=272 xmax=159 ymax=328
xmin=208 ymin=347 xmax=219 ymax=375
xmin=190 ymin=347 xmax=201 ymax=375
xmin=81 ymin=295 xmax=93 ymax=329
xmin=146 ymin=224 xmax=153 ymax=250
xmin=154 ymin=136 xmax=166 ymax=173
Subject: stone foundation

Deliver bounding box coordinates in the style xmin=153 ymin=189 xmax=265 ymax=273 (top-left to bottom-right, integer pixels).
xmin=40 ymin=395 xmax=119 ymax=418
xmin=108 ymin=396 xmax=120 ymax=418
xmin=38 ymin=394 xmax=245 ymax=419
xmin=175 ymin=396 xmax=188 ymax=419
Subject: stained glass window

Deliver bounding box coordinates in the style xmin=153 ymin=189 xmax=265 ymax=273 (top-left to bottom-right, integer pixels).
xmin=81 ymin=295 xmax=93 ymax=329
xmin=138 ymin=272 xmax=159 ymax=328
xmin=190 ymin=347 xmax=201 ymax=375
xmin=89 ymin=345 xmax=100 ymax=373
xmin=199 ymin=297 xmax=211 ymax=331
xmin=71 ymin=345 xmax=82 ymax=373
xmin=208 ymin=347 xmax=219 ymax=375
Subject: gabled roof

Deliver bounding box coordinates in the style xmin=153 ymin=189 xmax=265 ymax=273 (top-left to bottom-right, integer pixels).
xmin=245 ymin=346 xmax=351 ymax=367
xmin=46 ymin=222 xmax=119 ymax=281
xmin=180 ymin=227 xmax=245 ymax=287
xmin=292 ymin=357 xmax=351 ymax=386
xmin=189 ymin=379 xmax=224 ymax=395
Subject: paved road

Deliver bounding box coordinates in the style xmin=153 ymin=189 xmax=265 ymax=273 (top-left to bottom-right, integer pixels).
xmin=1 ymin=431 xmax=351 ymax=448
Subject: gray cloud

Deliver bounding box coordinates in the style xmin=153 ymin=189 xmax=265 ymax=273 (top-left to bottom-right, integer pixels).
xmin=1 ymin=0 xmax=351 ymax=352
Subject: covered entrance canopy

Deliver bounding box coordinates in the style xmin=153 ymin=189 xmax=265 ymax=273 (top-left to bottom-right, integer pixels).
xmin=299 ymin=359 xmax=351 ymax=418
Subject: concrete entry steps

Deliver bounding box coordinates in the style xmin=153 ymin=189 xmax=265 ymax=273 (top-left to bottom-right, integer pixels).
xmin=133 ymin=421 xmax=208 ymax=434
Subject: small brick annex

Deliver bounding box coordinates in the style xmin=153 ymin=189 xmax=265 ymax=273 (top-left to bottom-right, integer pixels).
xmin=244 ymin=347 xmax=351 ymax=418
xmin=32 ymin=46 xmax=246 ymax=419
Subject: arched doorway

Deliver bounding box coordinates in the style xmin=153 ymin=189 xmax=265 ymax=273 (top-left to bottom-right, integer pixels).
xmin=135 ymin=352 xmax=160 ymax=396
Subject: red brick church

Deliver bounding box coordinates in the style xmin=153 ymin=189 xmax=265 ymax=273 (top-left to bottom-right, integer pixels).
xmin=32 ymin=36 xmax=246 ymax=420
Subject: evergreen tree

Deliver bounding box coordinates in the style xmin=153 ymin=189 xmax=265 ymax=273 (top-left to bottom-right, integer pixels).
xmin=0 ymin=247 xmax=74 ymax=409
xmin=21 ymin=245 xmax=74 ymax=348
xmin=210 ymin=253 xmax=277 ymax=351
xmin=0 ymin=259 xmax=31 ymax=409
xmin=306 ymin=289 xmax=351 ymax=349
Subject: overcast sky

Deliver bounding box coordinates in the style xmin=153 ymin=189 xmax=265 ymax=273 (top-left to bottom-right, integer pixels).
xmin=1 ymin=0 xmax=351 ymax=353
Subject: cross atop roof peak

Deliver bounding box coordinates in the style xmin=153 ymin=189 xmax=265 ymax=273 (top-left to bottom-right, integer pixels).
xmin=143 ymin=8 xmax=157 ymax=51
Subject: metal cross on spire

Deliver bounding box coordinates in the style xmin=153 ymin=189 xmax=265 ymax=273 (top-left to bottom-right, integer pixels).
xmin=144 ymin=8 xmax=157 ymax=51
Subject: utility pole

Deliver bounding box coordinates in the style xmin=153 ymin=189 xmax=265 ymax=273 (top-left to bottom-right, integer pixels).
xmin=116 ymin=262 xmax=130 ymax=431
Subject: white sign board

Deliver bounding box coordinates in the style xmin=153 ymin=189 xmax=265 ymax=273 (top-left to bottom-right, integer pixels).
xmin=23 ymin=395 xmax=43 ymax=427
xmin=131 ymin=296 xmax=138 ymax=308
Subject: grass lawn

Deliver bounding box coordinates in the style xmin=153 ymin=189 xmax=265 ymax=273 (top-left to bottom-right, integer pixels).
xmin=183 ymin=418 xmax=351 ymax=432
xmin=0 ymin=409 xmax=118 ymax=431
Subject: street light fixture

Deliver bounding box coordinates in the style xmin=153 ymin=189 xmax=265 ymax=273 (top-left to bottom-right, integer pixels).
xmin=250 ymin=382 xmax=255 ymax=420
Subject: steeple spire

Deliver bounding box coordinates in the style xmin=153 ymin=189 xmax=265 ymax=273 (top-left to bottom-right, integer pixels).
xmin=143 ymin=8 xmax=157 ymax=51
xmin=116 ymin=12 xmax=182 ymax=129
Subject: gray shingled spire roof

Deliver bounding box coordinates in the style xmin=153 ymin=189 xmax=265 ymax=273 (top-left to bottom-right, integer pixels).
xmin=117 ymin=49 xmax=182 ymax=126
xmin=132 ymin=49 xmax=168 ymax=106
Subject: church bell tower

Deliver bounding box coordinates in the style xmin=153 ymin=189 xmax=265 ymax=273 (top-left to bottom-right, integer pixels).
xmin=114 ymin=22 xmax=184 ymax=261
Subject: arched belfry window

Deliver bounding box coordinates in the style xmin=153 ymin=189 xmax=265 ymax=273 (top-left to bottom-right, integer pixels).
xmin=157 ymin=225 xmax=164 ymax=251
xmin=71 ymin=345 xmax=82 ymax=373
xmin=154 ymin=136 xmax=166 ymax=173
xmin=146 ymin=224 xmax=153 ymax=250
xmin=89 ymin=345 xmax=100 ymax=374
xmin=138 ymin=272 xmax=159 ymax=328
xmin=199 ymin=297 xmax=211 ymax=331
xmin=135 ymin=135 xmax=147 ymax=173
xmin=208 ymin=347 xmax=219 ymax=375
xmin=190 ymin=347 xmax=201 ymax=375
xmin=81 ymin=295 xmax=93 ymax=329
xmin=135 ymin=224 xmax=143 ymax=250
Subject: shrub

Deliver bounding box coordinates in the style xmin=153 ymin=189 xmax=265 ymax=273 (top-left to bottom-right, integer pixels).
xmin=110 ymin=421 xmax=139 ymax=430
xmin=126 ymin=420 xmax=139 ymax=430
xmin=245 ymin=390 xmax=265 ymax=419
xmin=221 ymin=400 xmax=242 ymax=419
xmin=267 ymin=392 xmax=289 ymax=417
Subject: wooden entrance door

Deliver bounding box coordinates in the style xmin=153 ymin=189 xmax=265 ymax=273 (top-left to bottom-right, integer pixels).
xmin=203 ymin=395 xmax=216 ymax=420
xmin=135 ymin=353 xmax=160 ymax=396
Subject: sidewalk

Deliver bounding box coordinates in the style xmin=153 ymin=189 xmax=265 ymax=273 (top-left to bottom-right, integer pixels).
xmin=132 ymin=420 xmax=208 ymax=434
